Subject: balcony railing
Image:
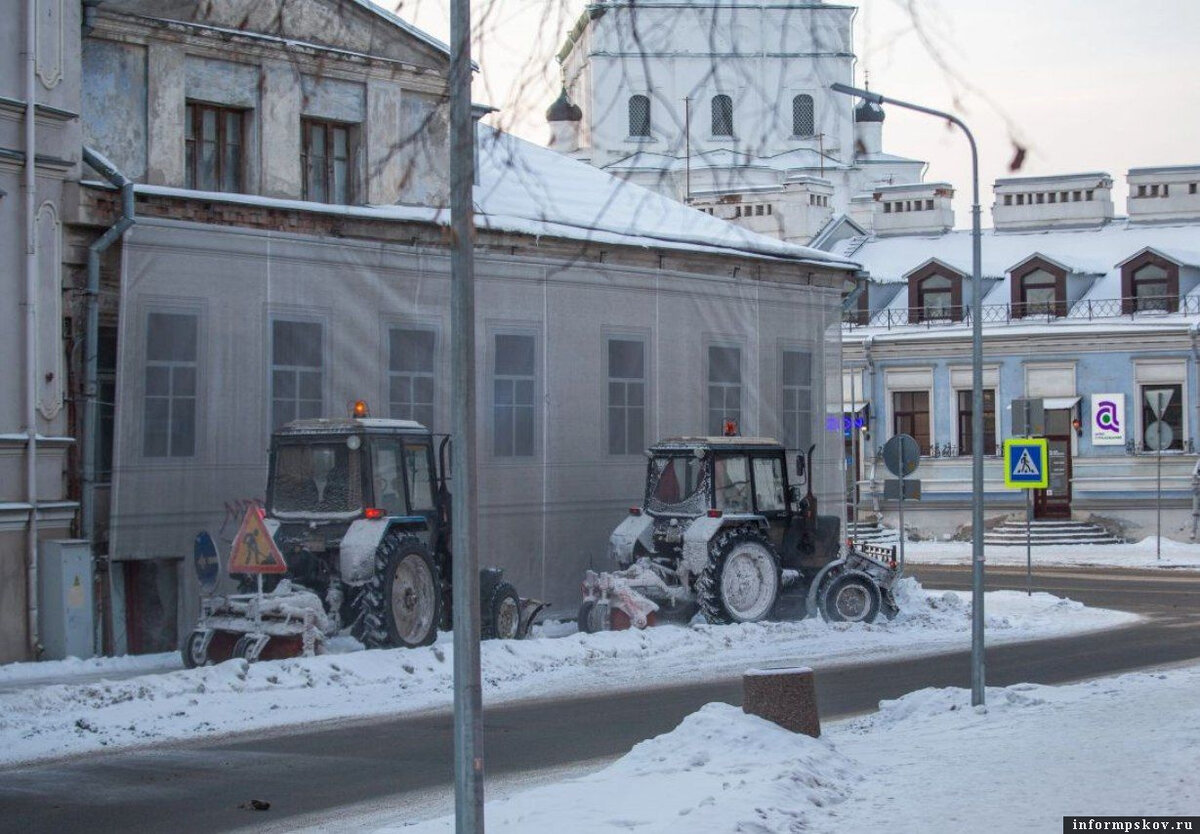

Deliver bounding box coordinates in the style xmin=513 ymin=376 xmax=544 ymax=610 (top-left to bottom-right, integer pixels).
xmin=843 ymin=294 xmax=1200 ymax=330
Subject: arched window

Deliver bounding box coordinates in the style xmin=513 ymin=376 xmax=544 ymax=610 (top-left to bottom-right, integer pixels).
xmin=792 ymin=94 xmax=815 ymax=136
xmin=907 ymin=263 xmax=963 ymax=323
xmin=1018 ymin=268 xmax=1060 ymax=317
xmin=628 ymin=95 xmax=650 ymax=138
xmin=917 ymin=275 xmax=954 ymax=320
xmin=1120 ymin=251 xmax=1179 ymax=314
xmin=1131 ymin=263 xmax=1170 ymax=312
xmin=711 ymin=94 xmax=733 ymax=136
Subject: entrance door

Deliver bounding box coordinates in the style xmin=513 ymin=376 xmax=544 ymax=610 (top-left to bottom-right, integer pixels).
xmin=1034 ymin=408 xmax=1072 ymax=519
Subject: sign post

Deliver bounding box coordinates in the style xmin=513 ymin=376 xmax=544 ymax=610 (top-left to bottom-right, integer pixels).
xmin=227 ymin=506 xmax=288 ymax=634
xmin=1145 ymin=388 xmax=1175 ymax=560
xmin=1004 ymin=437 xmax=1049 ymax=596
xmin=881 ymin=434 xmax=920 ymax=573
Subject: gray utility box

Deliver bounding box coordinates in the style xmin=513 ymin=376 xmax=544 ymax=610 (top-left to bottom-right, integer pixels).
xmin=38 ymin=540 xmax=95 ymax=660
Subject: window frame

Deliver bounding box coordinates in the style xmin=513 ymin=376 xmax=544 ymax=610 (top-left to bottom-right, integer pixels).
xmin=792 ymin=93 xmax=815 ymax=137
xmin=1010 ymin=257 xmax=1067 ymax=319
xmin=270 ymin=317 xmax=325 ymax=431
xmin=907 ymin=262 xmax=964 ymax=323
xmin=388 ymin=325 xmax=438 ymax=430
xmin=628 ymin=94 xmax=651 ymax=138
xmin=142 ymin=310 xmax=200 ymax=459
xmin=956 ymin=388 xmax=997 ymax=457
xmin=780 ymin=347 xmax=813 ymax=453
xmin=891 ymin=390 xmax=931 ymax=455
xmin=1138 ymin=383 xmax=1185 ymax=452
xmin=185 ymin=100 xmax=245 ymax=193
xmin=607 ymin=336 xmax=647 ymax=457
xmin=491 ymin=331 xmax=538 ymax=459
xmin=1121 ymin=251 xmax=1178 ymax=314
xmin=706 ymin=343 xmax=743 ymax=436
xmin=301 ymin=117 xmax=356 ymax=204
xmin=711 ymin=94 xmax=734 ymax=137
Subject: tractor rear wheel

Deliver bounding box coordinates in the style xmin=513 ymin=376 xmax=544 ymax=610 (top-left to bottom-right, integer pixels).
xmin=181 ymin=630 xmax=209 ymax=669
xmin=358 ymin=532 xmax=441 ymax=649
xmin=696 ymin=528 xmax=780 ymax=625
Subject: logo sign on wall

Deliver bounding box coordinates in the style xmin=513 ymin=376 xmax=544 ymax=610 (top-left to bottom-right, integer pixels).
xmin=1091 ymin=393 xmax=1125 ymax=445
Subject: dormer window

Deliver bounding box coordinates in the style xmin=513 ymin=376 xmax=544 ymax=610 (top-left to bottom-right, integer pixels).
xmin=628 ymin=95 xmax=651 ymax=138
xmin=1010 ymin=257 xmax=1066 ymax=318
xmin=1121 ymin=250 xmax=1179 ymax=314
xmin=907 ymin=262 xmax=963 ymax=323
xmin=711 ymin=94 xmax=733 ymax=137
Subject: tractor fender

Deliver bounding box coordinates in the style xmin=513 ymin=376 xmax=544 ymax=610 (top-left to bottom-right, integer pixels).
xmin=681 ymin=513 xmax=767 ymax=577
xmin=339 ymin=516 xmax=430 ymax=585
xmin=805 ymin=558 xmax=848 ymax=618
xmin=608 ymin=513 xmax=655 ymax=567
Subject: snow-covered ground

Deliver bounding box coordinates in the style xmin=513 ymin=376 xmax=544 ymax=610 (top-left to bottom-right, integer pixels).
xmin=0 ymin=579 xmax=1138 ymax=769
xmin=367 ymin=663 xmax=1200 ymax=834
xmin=906 ymin=536 xmax=1200 ymax=570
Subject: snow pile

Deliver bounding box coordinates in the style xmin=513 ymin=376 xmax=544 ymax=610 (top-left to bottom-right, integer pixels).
xmin=385 ymin=666 xmax=1200 ymax=834
xmin=404 ymin=703 xmax=856 ymax=834
xmin=0 ymin=580 xmax=1138 ymax=767
xmin=907 ymin=537 xmax=1200 ymax=570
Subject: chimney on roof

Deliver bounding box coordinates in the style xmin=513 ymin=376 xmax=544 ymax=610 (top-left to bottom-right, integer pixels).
xmin=871 ymin=182 xmax=954 ymax=236
xmin=1126 ymin=165 xmax=1200 ymax=224
xmin=991 ymin=173 xmax=1113 ymax=230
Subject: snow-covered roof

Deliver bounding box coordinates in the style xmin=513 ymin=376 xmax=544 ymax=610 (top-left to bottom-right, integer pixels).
xmin=122 ymin=128 xmax=854 ymax=269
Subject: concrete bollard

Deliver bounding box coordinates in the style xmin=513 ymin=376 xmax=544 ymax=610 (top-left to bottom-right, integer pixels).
xmin=742 ymin=666 xmax=820 ymax=737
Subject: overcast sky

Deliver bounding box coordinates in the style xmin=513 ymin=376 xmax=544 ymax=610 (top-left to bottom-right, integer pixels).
xmin=396 ymin=0 xmax=1200 ymax=228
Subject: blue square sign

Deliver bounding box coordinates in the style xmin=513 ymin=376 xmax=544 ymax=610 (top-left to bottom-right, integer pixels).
xmin=1003 ymin=438 xmax=1048 ymax=489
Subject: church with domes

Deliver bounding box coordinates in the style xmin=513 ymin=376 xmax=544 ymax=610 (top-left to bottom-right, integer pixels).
xmin=547 ymin=0 xmax=928 ymax=244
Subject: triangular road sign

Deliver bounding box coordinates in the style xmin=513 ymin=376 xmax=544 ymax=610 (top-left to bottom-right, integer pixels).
xmin=1013 ymin=449 xmax=1039 ymax=475
xmin=228 ymin=507 xmax=288 ymax=574
xmin=1145 ymin=388 xmax=1174 ymax=421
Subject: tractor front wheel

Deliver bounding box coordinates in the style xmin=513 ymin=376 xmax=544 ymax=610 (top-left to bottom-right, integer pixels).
xmin=696 ymin=528 xmax=781 ymax=625
xmin=818 ymin=572 xmax=882 ymax=624
xmin=482 ymin=582 xmax=521 ymax=640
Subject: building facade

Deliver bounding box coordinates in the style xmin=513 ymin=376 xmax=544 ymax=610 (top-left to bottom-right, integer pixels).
xmin=1 ymin=0 xmax=856 ymax=657
xmin=546 ymin=0 xmax=926 ymax=245
xmin=819 ymin=169 xmax=1200 ymax=542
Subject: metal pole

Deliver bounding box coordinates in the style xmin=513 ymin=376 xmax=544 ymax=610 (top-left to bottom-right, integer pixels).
xmin=897 ymin=456 xmax=906 ymax=571
xmin=850 ymin=368 xmax=857 ymax=530
xmin=684 ymin=97 xmax=691 ymax=204
xmin=1024 ymin=400 xmax=1031 ymax=596
xmin=449 ymin=0 xmax=484 ymax=828
xmin=830 ymin=83 xmax=986 ymax=705
xmin=1156 ymin=392 xmax=1163 ymax=561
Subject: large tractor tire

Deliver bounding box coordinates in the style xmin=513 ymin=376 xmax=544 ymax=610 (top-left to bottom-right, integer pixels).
xmin=696 ymin=527 xmax=781 ymax=625
xmin=357 ymin=532 xmax=441 ymax=649
xmin=482 ymin=581 xmax=521 ymax=640
xmin=818 ymin=571 xmax=882 ymax=624
xmin=181 ymin=630 xmax=209 ymax=669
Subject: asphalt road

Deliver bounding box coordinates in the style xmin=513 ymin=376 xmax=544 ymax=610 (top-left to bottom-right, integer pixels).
xmin=1 ymin=565 xmax=1198 ymax=833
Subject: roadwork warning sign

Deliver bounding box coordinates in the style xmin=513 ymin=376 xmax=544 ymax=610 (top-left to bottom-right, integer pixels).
xmin=1003 ymin=438 xmax=1049 ymax=489
xmin=228 ymin=507 xmax=288 ymax=574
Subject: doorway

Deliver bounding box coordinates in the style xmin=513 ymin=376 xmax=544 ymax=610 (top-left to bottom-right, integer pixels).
xmin=1034 ymin=408 xmax=1072 ymax=519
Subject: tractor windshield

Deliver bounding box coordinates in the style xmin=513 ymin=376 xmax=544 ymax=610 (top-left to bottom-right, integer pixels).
xmin=271 ymin=441 xmax=362 ymax=517
xmin=645 ymin=454 xmax=710 ymax=516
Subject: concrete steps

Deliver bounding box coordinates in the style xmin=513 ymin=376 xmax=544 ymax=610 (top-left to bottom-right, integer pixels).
xmin=847 ymin=520 xmax=900 ymax=546
xmin=984 ymin=519 xmax=1124 ymax=547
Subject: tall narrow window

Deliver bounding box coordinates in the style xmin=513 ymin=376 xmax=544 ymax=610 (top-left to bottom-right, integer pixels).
xmin=707 ymin=345 xmax=742 ymax=435
xmin=389 ymin=328 xmax=436 ymax=429
xmin=957 ymin=389 xmax=996 ymax=456
xmin=185 ymin=102 xmax=243 ymax=192
xmin=272 ymin=320 xmax=323 ymax=429
xmin=781 ymin=349 xmax=812 ymax=451
xmin=1140 ymin=384 xmax=1184 ymax=451
xmin=494 ymin=334 xmax=536 ymax=457
xmin=892 ymin=391 xmax=930 ymax=454
xmin=792 ymin=94 xmax=815 ymax=136
xmin=608 ymin=339 xmax=646 ymax=455
xmin=302 ymin=119 xmax=354 ymax=204
xmin=143 ymin=312 xmax=198 ymax=457
xmin=97 ymin=325 xmax=117 ymax=480
xmin=711 ymin=94 xmax=733 ymax=136
xmin=628 ymin=95 xmax=650 ymax=137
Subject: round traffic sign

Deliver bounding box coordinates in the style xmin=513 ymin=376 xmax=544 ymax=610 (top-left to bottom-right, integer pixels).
xmin=881 ymin=434 xmax=921 ymax=477
xmin=1144 ymin=421 xmax=1174 ymax=451
xmin=193 ymin=531 xmax=221 ymax=595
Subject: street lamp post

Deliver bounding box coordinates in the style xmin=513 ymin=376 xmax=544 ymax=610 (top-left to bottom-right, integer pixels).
xmin=831 ymin=82 xmax=987 ymax=706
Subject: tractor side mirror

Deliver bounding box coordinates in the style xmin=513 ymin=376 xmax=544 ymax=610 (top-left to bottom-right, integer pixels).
xmin=794 ymin=454 xmax=806 ymax=482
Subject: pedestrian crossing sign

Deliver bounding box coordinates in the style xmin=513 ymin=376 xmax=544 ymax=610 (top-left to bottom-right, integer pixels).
xmin=1003 ymin=438 xmax=1049 ymax=489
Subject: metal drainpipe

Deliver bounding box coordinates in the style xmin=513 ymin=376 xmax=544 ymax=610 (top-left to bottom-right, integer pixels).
xmin=863 ymin=335 xmax=879 ymax=515
xmin=1191 ymin=323 xmax=1200 ymax=452
xmin=24 ymin=0 xmax=40 ymax=658
xmin=81 ymin=147 xmax=135 ymax=577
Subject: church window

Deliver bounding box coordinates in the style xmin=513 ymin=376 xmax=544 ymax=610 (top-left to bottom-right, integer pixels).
xmin=792 ymin=94 xmax=815 ymax=136
xmin=711 ymin=95 xmax=733 ymax=136
xmin=628 ymin=95 xmax=650 ymax=137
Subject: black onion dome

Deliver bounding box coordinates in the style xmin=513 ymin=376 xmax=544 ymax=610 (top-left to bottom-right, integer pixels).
xmin=546 ymin=87 xmax=582 ymax=122
xmin=855 ymin=98 xmax=885 ymax=123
